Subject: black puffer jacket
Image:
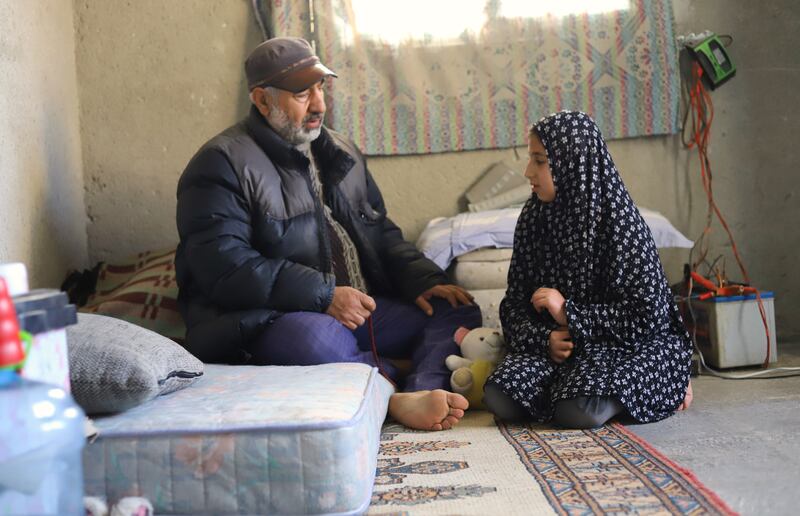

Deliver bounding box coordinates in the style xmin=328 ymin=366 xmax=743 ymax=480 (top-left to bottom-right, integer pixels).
xmin=175 ymin=107 xmax=448 ymax=363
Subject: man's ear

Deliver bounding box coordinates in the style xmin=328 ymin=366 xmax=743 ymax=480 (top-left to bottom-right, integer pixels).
xmin=250 ymin=88 xmax=271 ymax=117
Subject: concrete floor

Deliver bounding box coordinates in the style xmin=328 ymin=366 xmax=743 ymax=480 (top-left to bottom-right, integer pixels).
xmin=629 ymin=340 xmax=800 ymax=516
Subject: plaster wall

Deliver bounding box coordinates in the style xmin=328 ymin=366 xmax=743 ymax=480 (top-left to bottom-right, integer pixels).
xmin=73 ymin=0 xmax=257 ymax=261
xmin=0 ymin=0 xmax=88 ymax=288
xmin=73 ymin=0 xmax=799 ymax=337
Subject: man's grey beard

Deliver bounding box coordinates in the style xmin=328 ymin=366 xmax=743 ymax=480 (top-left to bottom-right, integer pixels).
xmin=265 ymin=104 xmax=323 ymax=145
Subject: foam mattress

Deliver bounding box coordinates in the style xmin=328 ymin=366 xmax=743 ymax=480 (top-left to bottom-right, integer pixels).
xmin=452 ymin=248 xmax=511 ymax=290
xmin=470 ymin=288 xmax=506 ymax=329
xmin=83 ymin=363 xmax=394 ymax=515
xmin=449 ymin=248 xmax=511 ymax=329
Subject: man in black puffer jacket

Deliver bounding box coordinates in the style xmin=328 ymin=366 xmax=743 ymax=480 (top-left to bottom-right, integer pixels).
xmin=175 ymin=37 xmax=481 ymax=431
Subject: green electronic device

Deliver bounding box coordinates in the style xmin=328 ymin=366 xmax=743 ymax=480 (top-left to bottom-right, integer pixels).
xmin=689 ymin=34 xmax=736 ymax=89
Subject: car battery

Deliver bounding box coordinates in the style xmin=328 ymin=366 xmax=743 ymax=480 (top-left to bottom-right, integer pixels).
xmin=680 ymin=291 xmax=776 ymax=368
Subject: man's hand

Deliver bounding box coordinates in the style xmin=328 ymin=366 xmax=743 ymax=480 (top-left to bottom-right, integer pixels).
xmin=548 ymin=327 xmax=573 ymax=364
xmin=415 ymin=284 xmax=474 ymax=316
xmin=532 ymin=287 xmax=567 ymax=326
xmin=326 ymin=286 xmax=376 ymax=330
xmin=678 ymin=380 xmax=693 ymax=411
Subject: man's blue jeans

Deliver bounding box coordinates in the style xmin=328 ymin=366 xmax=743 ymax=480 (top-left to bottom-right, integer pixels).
xmin=248 ymin=297 xmax=482 ymax=392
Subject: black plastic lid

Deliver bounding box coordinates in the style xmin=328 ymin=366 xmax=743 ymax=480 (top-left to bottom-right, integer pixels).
xmin=12 ymin=289 xmax=70 ymax=314
xmin=13 ymin=289 xmax=77 ymax=333
xmin=17 ymin=304 xmax=77 ymax=334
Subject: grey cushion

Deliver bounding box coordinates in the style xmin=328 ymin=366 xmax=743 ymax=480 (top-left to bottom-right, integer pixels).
xmin=67 ymin=313 xmax=203 ymax=415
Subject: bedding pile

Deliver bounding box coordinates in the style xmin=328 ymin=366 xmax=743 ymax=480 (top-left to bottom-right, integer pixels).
xmin=417 ymin=206 xmax=693 ymax=328
xmin=417 ymin=206 xmax=693 ymax=271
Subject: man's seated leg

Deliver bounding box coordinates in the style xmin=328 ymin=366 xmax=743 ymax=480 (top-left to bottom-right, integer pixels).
xmin=248 ymin=311 xmax=399 ymax=381
xmin=406 ymin=298 xmax=482 ymax=392
xmin=349 ymin=297 xmax=478 ymax=430
xmin=352 ymin=297 xmax=481 ymax=392
xmin=352 ymin=297 xmax=430 ymax=360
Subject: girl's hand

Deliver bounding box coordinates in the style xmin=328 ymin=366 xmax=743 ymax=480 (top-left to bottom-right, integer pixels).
xmin=548 ymin=327 xmax=573 ymax=364
xmin=532 ymin=288 xmax=567 ymax=326
xmin=677 ymin=380 xmax=693 ymax=411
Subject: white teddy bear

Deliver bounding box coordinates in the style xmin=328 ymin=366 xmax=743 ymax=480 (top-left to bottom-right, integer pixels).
xmin=445 ymin=326 xmax=506 ymax=410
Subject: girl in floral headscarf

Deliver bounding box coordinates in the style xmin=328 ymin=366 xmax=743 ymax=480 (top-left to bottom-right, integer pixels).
xmin=484 ymin=111 xmax=693 ymax=428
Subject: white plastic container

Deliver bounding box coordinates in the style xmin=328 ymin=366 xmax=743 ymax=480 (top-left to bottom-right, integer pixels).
xmin=0 ymin=375 xmax=86 ymax=515
xmin=686 ymin=292 xmax=777 ymax=368
xmin=0 ymin=263 xmax=29 ymax=296
xmin=13 ymin=290 xmax=77 ymax=391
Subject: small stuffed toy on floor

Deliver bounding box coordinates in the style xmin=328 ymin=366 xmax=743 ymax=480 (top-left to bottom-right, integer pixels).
xmin=84 ymin=496 xmax=153 ymax=516
xmin=445 ymin=326 xmax=506 ymax=410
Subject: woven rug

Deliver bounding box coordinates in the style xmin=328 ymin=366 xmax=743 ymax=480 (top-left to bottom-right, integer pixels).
xmin=369 ymin=412 xmax=735 ymax=515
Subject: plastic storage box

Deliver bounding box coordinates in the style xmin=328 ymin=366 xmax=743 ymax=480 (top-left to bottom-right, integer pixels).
xmin=0 ymin=375 xmax=86 ymax=515
xmin=13 ymin=290 xmax=77 ymax=391
xmin=682 ymin=292 xmax=776 ymax=368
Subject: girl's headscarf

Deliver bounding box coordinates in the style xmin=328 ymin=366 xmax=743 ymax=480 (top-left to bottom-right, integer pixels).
xmin=528 ymin=111 xmax=677 ymax=328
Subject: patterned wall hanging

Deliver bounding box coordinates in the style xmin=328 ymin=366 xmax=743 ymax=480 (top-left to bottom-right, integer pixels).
xmin=259 ymin=0 xmax=680 ymax=155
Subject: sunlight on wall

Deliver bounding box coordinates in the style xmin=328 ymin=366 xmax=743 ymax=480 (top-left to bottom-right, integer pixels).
xmin=342 ymin=0 xmax=630 ymax=46
xmin=500 ymin=0 xmax=629 ymax=19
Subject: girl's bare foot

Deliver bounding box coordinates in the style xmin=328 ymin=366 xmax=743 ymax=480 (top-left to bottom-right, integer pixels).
xmin=388 ymin=390 xmax=469 ymax=431
xmin=678 ymin=380 xmax=693 ymax=411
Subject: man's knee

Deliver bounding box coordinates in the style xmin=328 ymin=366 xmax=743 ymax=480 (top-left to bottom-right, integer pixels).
xmin=552 ymin=396 xmax=623 ymax=429
xmin=251 ymin=312 xmax=356 ymax=364
xmin=461 ymin=302 xmax=483 ymax=322
xmin=430 ymin=298 xmax=482 ymax=324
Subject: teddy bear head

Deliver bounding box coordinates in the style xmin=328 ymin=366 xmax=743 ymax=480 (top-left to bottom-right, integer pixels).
xmin=454 ymin=326 xmax=506 ymax=364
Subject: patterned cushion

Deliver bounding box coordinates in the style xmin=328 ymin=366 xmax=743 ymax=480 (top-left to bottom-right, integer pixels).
xmin=80 ymin=248 xmax=185 ymax=343
xmin=67 ymin=313 xmax=203 ymax=415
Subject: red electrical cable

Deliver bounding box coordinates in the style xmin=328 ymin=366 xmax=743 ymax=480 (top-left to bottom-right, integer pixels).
xmin=368 ymin=315 xmax=397 ymax=388
xmin=685 ymin=63 xmax=772 ymax=366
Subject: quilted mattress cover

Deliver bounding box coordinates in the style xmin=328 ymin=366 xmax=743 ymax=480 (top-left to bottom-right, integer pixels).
xmin=450 ymin=248 xmax=509 ymax=328
xmin=452 ymin=248 xmax=511 ymax=290
xmin=470 ymin=288 xmax=506 ymax=328
xmin=83 ymin=363 xmax=394 ymax=515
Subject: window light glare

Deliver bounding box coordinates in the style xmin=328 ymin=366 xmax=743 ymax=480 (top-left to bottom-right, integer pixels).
xmin=500 ymin=0 xmax=629 ymax=19
xmin=48 ymin=388 xmax=66 ymax=400
xmin=348 ymin=0 xmax=486 ymax=45
xmin=346 ymin=0 xmax=630 ymax=46
xmin=32 ymin=400 xmax=56 ymax=419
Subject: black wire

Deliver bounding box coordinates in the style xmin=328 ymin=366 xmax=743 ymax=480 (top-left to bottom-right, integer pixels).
xmin=706 ymin=254 xmax=724 ymax=279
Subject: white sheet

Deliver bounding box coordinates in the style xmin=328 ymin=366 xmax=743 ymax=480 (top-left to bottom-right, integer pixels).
xmin=417 ymin=206 xmax=693 ymax=270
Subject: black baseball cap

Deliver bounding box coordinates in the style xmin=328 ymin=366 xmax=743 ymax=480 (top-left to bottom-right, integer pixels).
xmin=245 ymin=37 xmax=337 ymax=93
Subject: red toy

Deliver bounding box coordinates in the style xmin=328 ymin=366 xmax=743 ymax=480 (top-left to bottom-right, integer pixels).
xmin=0 ymin=277 xmax=25 ymax=371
